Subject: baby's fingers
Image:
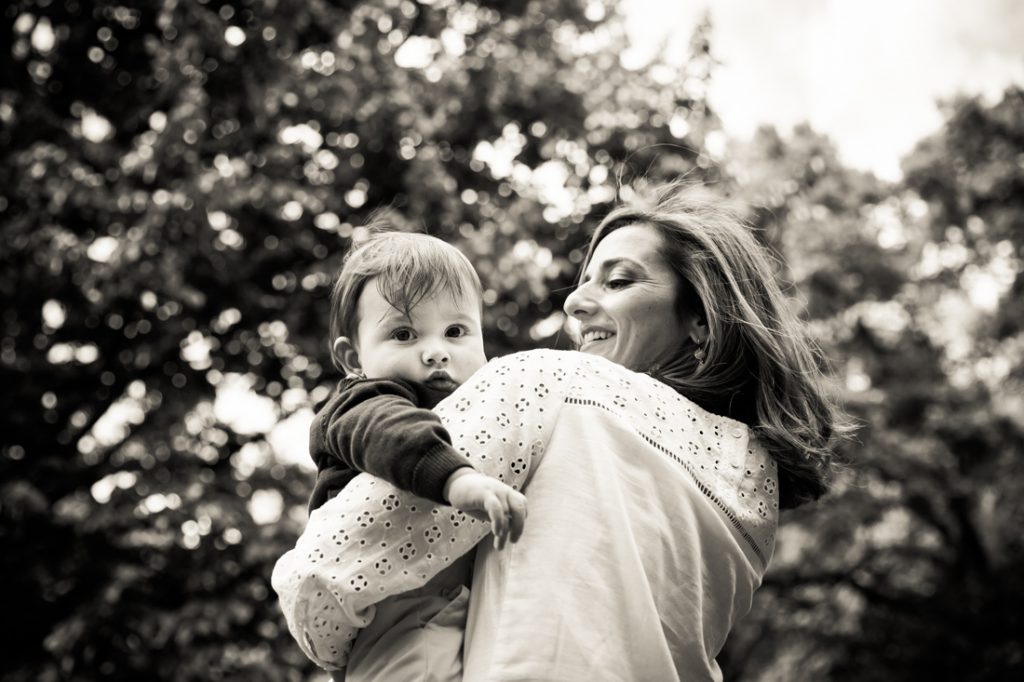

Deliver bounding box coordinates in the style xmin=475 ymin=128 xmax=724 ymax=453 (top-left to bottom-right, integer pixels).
xmin=462 ymin=509 xmax=490 ymax=524
xmin=507 ymin=492 xmax=527 ymax=543
xmin=484 ymin=495 xmax=509 ymax=549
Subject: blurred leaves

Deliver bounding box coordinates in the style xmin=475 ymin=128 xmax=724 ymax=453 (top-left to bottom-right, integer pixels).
xmin=1 ymin=0 xmax=718 ymax=679
xmin=718 ymin=89 xmax=1024 ymax=681
xmin=2 ymin=0 xmax=1023 ymax=680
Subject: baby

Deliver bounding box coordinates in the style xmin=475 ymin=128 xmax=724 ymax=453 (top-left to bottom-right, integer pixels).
xmin=308 ymin=225 xmax=527 ymax=681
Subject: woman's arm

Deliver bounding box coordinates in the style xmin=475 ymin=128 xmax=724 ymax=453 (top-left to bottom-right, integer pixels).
xmin=271 ymin=349 xmax=577 ymax=670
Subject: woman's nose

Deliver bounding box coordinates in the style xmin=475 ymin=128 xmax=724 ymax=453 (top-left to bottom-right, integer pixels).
xmin=563 ymin=284 xmax=596 ymax=319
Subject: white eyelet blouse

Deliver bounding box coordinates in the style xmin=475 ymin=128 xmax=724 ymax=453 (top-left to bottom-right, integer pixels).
xmin=272 ymin=349 xmax=778 ymax=680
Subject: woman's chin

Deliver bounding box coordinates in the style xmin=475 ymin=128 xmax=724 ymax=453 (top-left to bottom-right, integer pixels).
xmin=580 ymin=343 xmax=619 ymax=365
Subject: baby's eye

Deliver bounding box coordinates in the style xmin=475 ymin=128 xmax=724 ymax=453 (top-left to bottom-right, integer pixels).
xmin=445 ymin=325 xmax=468 ymax=338
xmin=390 ymin=328 xmax=416 ymax=342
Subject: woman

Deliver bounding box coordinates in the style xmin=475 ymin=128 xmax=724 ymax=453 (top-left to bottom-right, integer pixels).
xmin=272 ymin=183 xmax=848 ymax=680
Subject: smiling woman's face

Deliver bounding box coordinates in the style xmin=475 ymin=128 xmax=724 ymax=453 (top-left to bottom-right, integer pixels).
xmin=563 ymin=223 xmax=696 ymax=371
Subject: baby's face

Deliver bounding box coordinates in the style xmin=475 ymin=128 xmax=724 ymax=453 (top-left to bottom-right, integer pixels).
xmin=352 ymin=281 xmax=486 ymax=390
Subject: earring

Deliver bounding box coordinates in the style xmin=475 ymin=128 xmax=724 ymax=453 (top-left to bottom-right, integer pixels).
xmin=693 ymin=344 xmax=706 ymax=365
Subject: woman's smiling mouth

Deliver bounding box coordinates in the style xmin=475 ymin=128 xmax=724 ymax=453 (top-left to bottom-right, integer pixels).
xmin=581 ymin=329 xmax=615 ymax=346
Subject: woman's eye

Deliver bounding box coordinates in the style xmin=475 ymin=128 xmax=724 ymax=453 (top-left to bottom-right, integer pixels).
xmin=391 ymin=329 xmax=415 ymax=342
xmin=445 ymin=325 xmax=467 ymax=338
xmin=607 ymin=279 xmax=631 ymax=290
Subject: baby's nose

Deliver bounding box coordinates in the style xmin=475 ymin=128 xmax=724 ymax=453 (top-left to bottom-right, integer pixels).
xmin=422 ymin=347 xmax=450 ymax=366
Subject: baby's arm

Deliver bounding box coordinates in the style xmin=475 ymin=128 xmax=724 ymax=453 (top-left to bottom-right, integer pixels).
xmin=311 ymin=378 xmax=474 ymax=505
xmin=313 ymin=378 xmax=526 ymax=545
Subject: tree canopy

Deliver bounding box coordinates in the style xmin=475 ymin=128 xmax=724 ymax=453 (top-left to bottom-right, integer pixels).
xmin=2 ymin=1 xmax=1022 ymax=679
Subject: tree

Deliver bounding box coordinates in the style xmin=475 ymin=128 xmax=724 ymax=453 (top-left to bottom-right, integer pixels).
xmin=1 ymin=0 xmax=722 ymax=678
xmin=719 ymin=91 xmax=1024 ymax=681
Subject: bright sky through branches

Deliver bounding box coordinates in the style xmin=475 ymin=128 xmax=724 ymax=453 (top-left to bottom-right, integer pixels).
xmin=621 ymin=0 xmax=1024 ymax=180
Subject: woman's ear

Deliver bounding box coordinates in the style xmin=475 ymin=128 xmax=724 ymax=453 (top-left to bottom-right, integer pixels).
xmin=332 ymin=336 xmax=363 ymax=377
xmin=687 ymin=316 xmax=709 ymax=347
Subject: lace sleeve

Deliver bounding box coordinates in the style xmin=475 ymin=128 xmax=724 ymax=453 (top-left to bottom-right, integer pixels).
xmin=271 ymin=349 xmax=576 ymax=670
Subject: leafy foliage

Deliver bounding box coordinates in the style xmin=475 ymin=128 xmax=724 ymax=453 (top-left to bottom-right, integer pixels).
xmin=719 ymin=91 xmax=1024 ymax=681
xmin=2 ymin=0 xmax=1022 ymax=679
xmin=1 ymin=0 xmax=717 ymax=679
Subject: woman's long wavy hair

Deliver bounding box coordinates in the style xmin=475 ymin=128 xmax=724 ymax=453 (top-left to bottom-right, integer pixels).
xmin=580 ymin=183 xmax=852 ymax=508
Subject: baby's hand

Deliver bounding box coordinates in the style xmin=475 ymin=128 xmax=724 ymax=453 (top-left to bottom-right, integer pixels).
xmin=443 ymin=469 xmax=527 ymax=550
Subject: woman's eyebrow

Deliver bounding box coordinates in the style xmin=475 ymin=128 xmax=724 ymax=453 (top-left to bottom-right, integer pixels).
xmin=581 ymin=256 xmax=647 ymax=284
xmin=584 ymin=257 xmax=645 ymax=278
xmin=602 ymin=257 xmax=645 ymax=271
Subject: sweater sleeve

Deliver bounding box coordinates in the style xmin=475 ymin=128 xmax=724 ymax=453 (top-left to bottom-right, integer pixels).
xmin=272 ymin=350 xmax=577 ymax=671
xmin=309 ymin=378 xmax=474 ymax=506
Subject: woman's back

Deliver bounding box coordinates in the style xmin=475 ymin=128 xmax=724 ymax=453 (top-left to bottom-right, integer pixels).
xmin=455 ymin=350 xmax=778 ymax=681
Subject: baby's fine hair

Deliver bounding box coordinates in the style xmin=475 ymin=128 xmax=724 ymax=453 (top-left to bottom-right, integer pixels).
xmin=328 ymin=220 xmax=483 ymax=371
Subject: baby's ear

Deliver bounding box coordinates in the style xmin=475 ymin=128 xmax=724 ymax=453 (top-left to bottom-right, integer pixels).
xmin=332 ymin=337 xmax=363 ymax=378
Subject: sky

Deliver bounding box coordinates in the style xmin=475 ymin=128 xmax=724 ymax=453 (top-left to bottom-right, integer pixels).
xmin=620 ymin=0 xmax=1024 ymax=180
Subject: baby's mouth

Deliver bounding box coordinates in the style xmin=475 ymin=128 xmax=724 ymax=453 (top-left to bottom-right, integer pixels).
xmin=424 ymin=372 xmax=457 ymax=390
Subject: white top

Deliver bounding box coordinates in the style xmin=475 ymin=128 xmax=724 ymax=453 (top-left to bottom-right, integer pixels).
xmin=272 ymin=349 xmax=779 ymax=680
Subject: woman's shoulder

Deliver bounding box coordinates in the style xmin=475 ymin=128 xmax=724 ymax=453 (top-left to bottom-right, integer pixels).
xmin=502 ymin=351 xmax=778 ymax=564
xmin=480 ymin=350 xmax=751 ymax=437
xmin=486 ymin=350 xmax=738 ymax=421
xmin=487 ymin=348 xmax=582 ymax=367
xmin=488 ymin=348 xmax=643 ymax=376
xmin=559 ymin=356 xmax=778 ymax=565
xmin=483 ymin=350 xmax=661 ymax=392
xmin=480 ymin=348 xmax=592 ymax=380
